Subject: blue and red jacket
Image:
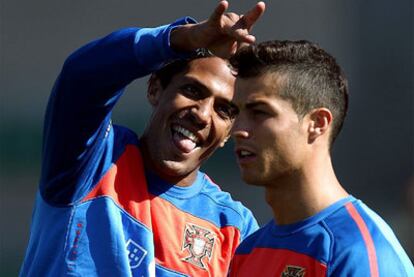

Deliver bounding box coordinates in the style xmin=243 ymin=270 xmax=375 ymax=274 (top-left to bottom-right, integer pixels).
xmin=230 ymin=196 xmax=413 ymax=276
xmin=20 ymin=17 xmax=258 ymax=277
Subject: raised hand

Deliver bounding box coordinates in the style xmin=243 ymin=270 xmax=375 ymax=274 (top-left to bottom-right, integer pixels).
xmin=171 ymin=1 xmax=265 ymax=58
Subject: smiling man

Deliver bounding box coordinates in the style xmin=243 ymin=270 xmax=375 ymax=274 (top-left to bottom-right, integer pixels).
xmin=20 ymin=2 xmax=265 ymax=276
xmin=229 ymin=41 xmax=413 ymax=276
xmin=142 ymin=55 xmax=239 ymax=186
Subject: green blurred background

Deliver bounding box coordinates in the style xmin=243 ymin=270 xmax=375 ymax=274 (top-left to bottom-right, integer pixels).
xmin=1 ymin=0 xmax=413 ymax=275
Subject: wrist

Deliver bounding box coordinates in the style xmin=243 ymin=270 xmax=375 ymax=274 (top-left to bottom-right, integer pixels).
xmin=170 ymin=24 xmax=198 ymax=52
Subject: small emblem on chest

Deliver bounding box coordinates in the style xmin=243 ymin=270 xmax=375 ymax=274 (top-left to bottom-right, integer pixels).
xmin=281 ymin=265 xmax=306 ymax=277
xmin=181 ymin=223 xmax=216 ymax=270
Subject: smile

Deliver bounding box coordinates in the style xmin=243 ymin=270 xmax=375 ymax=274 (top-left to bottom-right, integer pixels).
xmin=173 ymin=125 xmax=200 ymax=144
xmin=171 ymin=124 xmax=201 ymax=153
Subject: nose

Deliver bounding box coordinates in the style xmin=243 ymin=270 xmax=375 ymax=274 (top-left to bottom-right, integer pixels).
xmin=231 ymin=117 xmax=250 ymax=139
xmin=190 ymin=99 xmax=213 ymax=127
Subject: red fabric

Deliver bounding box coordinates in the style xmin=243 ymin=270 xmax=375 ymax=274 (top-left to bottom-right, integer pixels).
xmin=82 ymin=145 xmax=241 ymax=276
xmin=345 ymin=202 xmax=379 ymax=277
xmin=230 ymin=248 xmax=327 ymax=277
xmin=151 ymin=195 xmax=241 ymax=276
xmin=82 ymin=145 xmax=152 ymax=229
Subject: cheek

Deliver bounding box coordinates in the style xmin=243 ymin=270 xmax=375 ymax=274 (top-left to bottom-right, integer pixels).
xmin=214 ymin=118 xmax=233 ymax=139
xmin=158 ymin=90 xmax=187 ymax=108
xmin=259 ymin=127 xmax=298 ymax=161
xmin=223 ymin=121 xmax=233 ymax=137
xmin=278 ymin=129 xmax=307 ymax=165
xmin=155 ymin=96 xmax=187 ymax=121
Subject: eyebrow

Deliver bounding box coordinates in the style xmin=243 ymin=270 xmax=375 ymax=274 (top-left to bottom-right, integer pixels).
xmin=245 ymin=101 xmax=269 ymax=109
xmin=183 ymin=76 xmax=237 ymax=107
xmin=181 ymin=76 xmax=209 ymax=91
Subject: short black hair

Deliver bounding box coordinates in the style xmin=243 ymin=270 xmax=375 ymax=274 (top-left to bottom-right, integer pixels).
xmin=230 ymin=40 xmax=349 ymax=146
xmin=149 ymin=48 xmax=214 ymax=89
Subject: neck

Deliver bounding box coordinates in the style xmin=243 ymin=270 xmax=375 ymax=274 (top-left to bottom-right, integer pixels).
xmin=265 ymin=154 xmax=348 ymax=225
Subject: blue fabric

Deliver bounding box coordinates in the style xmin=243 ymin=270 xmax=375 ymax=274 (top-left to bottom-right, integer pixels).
xmin=234 ymin=196 xmax=414 ymax=276
xmin=20 ymin=18 xmax=258 ymax=277
xmin=147 ymin=170 xmax=258 ymax=240
xmin=40 ymin=17 xmax=197 ymax=206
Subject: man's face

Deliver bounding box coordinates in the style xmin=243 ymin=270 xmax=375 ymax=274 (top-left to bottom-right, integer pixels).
xmin=144 ymin=57 xmax=237 ymax=183
xmin=232 ymin=73 xmax=310 ymax=186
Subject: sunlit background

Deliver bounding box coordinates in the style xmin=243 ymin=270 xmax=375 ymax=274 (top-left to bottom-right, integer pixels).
xmin=1 ymin=0 xmax=413 ymax=275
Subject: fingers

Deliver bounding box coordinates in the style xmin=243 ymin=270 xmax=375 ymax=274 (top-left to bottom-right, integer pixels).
xmin=231 ymin=28 xmax=256 ymax=44
xmin=240 ymin=2 xmax=266 ymax=30
xmin=225 ymin=2 xmax=265 ymax=44
xmin=209 ymin=1 xmax=229 ymax=23
xmin=219 ymin=13 xmax=254 ymax=43
xmin=203 ymin=1 xmax=265 ymax=57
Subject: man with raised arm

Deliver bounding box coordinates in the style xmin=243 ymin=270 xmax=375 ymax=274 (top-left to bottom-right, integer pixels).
xmin=20 ymin=2 xmax=265 ymax=276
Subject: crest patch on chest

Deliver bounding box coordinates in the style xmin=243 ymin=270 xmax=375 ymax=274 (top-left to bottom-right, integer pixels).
xmin=181 ymin=223 xmax=216 ymax=270
xmin=281 ymin=265 xmax=306 ymax=277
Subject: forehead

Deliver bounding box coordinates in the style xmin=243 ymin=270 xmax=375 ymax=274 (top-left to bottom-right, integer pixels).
xmin=234 ymin=72 xmax=286 ymax=104
xmin=184 ymin=57 xmax=236 ymax=99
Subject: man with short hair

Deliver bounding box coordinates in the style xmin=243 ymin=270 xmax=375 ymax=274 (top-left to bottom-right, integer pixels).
xmin=229 ymin=40 xmax=413 ymax=276
xmin=20 ymin=2 xmax=265 ymax=276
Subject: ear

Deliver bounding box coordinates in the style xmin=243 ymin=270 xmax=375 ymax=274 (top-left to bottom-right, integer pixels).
xmin=307 ymin=108 xmax=332 ymax=142
xmin=147 ymin=76 xmax=162 ymax=106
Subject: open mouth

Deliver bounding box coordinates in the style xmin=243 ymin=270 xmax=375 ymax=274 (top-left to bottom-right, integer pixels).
xmin=236 ymin=148 xmax=256 ymax=163
xmin=237 ymin=150 xmax=255 ymax=158
xmin=171 ymin=124 xmax=201 ymax=154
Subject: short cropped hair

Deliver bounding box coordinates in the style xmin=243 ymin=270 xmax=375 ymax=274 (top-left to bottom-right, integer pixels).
xmin=149 ymin=48 xmax=214 ymax=89
xmin=230 ymin=40 xmax=349 ymax=146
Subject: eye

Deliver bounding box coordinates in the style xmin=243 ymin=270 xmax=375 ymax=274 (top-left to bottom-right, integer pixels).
xmin=252 ymin=109 xmax=268 ymax=116
xmin=216 ymin=103 xmax=239 ymax=121
xmin=252 ymin=109 xmax=265 ymax=115
xmin=180 ymin=84 xmax=201 ymax=99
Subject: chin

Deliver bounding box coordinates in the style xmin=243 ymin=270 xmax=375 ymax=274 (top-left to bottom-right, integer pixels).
xmin=241 ymin=173 xmax=267 ymax=187
xmin=159 ymin=160 xmax=196 ymax=178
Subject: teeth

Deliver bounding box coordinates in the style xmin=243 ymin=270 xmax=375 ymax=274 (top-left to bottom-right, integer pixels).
xmin=173 ymin=126 xmax=199 ymax=144
xmin=240 ymin=150 xmax=252 ymax=157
